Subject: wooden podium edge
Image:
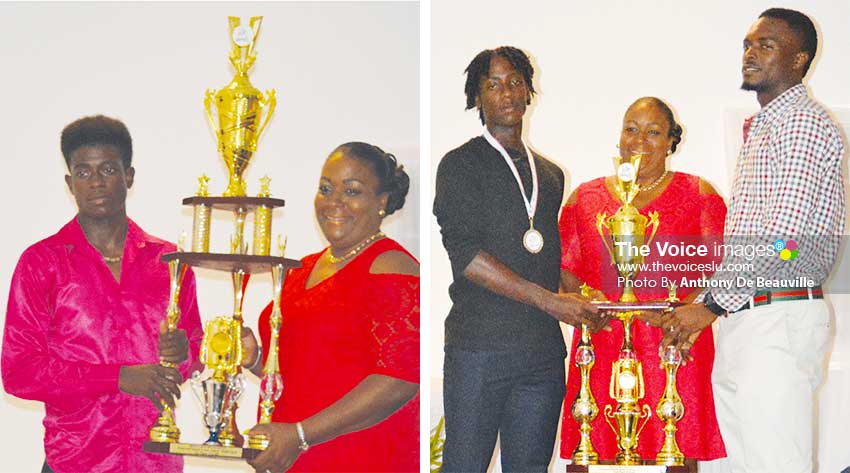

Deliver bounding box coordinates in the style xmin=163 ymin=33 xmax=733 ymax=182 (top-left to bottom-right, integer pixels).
xmin=143 ymin=441 xmax=262 ymax=460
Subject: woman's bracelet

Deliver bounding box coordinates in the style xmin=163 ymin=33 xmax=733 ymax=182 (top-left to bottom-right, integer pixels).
xmin=295 ymin=421 xmax=310 ymax=451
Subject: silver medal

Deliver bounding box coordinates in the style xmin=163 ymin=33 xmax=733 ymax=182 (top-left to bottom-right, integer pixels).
xmin=523 ymin=227 xmax=544 ymax=253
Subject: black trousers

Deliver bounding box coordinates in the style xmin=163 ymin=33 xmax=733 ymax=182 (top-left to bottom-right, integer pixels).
xmin=441 ymin=348 xmax=566 ymax=473
xmin=40 ymin=461 xmax=53 ymax=473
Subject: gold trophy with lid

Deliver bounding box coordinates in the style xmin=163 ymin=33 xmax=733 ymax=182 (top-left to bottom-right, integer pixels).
xmin=205 ymin=16 xmax=276 ymax=197
xmin=597 ymin=155 xmax=660 ymax=304
xmin=144 ymin=16 xmax=301 ymax=462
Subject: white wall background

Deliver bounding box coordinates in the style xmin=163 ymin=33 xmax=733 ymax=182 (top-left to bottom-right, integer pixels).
xmin=430 ymin=1 xmax=850 ymax=472
xmin=0 ymin=2 xmax=418 ymax=472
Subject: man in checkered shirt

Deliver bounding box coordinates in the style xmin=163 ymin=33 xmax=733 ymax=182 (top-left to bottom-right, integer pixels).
xmin=662 ymin=8 xmax=845 ymax=473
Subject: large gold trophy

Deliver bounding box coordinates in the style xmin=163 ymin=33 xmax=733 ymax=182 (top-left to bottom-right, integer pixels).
xmin=144 ymin=16 xmax=301 ymax=461
xmin=568 ymin=156 xmax=689 ymax=471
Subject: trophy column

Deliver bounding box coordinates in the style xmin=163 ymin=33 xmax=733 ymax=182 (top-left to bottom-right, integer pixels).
xmin=656 ymin=285 xmax=685 ymax=466
xmin=571 ymin=283 xmax=599 ymax=465
xmin=571 ymin=323 xmax=600 ymax=464
xmin=148 ymin=251 xmax=189 ymax=443
xmin=602 ymin=311 xmax=652 ymax=465
xmin=246 ymin=250 xmax=286 ymax=450
xmin=655 ymin=346 xmax=685 ymax=466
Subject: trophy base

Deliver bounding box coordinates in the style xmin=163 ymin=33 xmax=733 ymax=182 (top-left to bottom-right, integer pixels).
xmin=616 ymin=451 xmax=642 ymax=465
xmin=566 ymin=459 xmax=697 ymax=472
xmin=148 ymin=427 xmax=180 ymax=443
xmin=143 ymin=441 xmax=261 ymax=460
xmin=572 ymin=451 xmax=599 ymax=465
xmin=656 ymin=452 xmax=685 ymax=467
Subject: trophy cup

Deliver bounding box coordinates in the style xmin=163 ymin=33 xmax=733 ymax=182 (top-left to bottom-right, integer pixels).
xmin=204 ymin=16 xmax=276 ymax=197
xmin=190 ymin=370 xmax=245 ymax=445
xmin=596 ymin=155 xmax=660 ymax=303
xmin=143 ymin=16 xmax=302 ymax=461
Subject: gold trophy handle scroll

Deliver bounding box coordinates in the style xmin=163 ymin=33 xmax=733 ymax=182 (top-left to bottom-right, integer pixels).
xmin=256 ymin=90 xmax=276 ymax=142
xmin=596 ymin=212 xmax=617 ymax=265
xmin=644 ymin=210 xmax=661 ymax=248
xmin=204 ymin=90 xmax=218 ymax=139
xmin=602 ymin=405 xmax=617 ymax=437
xmin=636 ymin=404 xmax=653 ymax=440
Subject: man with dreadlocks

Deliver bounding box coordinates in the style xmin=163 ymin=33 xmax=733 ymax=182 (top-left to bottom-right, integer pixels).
xmin=434 ymin=46 xmax=604 ymax=472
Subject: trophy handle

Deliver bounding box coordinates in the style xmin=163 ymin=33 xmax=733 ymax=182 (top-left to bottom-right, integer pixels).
xmin=189 ymin=371 xmax=205 ymax=411
xmin=596 ymin=212 xmax=616 ymax=265
xmin=221 ymin=373 xmax=246 ymax=425
xmin=644 ymin=210 xmax=660 ymax=247
xmin=204 ymin=89 xmax=218 ymax=136
xmin=636 ymin=404 xmax=652 ymax=439
xmin=256 ymin=89 xmax=277 ymax=141
xmin=602 ymin=405 xmax=617 ymax=436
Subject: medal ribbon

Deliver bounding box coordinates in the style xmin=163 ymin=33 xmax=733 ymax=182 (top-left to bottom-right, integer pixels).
xmin=482 ymin=126 xmax=538 ymax=227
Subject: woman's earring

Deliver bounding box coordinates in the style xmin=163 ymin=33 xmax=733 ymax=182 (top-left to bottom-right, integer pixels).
xmin=378 ymin=209 xmax=386 ymax=217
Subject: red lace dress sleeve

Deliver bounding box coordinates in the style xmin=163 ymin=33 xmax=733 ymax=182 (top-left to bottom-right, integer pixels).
xmin=367 ymin=276 xmax=420 ymax=383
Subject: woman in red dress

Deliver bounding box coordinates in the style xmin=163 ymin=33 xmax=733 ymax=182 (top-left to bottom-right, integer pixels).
xmin=559 ymin=97 xmax=727 ymax=461
xmin=242 ymin=142 xmax=419 ymax=473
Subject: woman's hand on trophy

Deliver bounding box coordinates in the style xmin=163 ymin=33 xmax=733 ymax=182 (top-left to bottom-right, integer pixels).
xmin=241 ymin=326 xmax=263 ymax=377
xmin=246 ymin=422 xmax=302 ymax=473
xmin=118 ymin=364 xmax=182 ymax=410
xmin=157 ymin=320 xmax=189 ymax=366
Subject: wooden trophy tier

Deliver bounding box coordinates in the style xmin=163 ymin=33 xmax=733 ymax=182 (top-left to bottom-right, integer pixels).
xmin=162 ymin=252 xmax=302 ymax=273
xmin=183 ymin=195 xmax=286 ymax=211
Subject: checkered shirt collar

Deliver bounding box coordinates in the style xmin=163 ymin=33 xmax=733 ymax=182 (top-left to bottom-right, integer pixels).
xmin=755 ymin=83 xmax=807 ymax=123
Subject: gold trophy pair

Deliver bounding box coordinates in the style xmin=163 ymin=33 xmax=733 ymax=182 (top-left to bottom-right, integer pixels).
xmin=569 ymin=155 xmax=686 ymax=469
xmin=143 ymin=16 xmax=301 ymax=461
